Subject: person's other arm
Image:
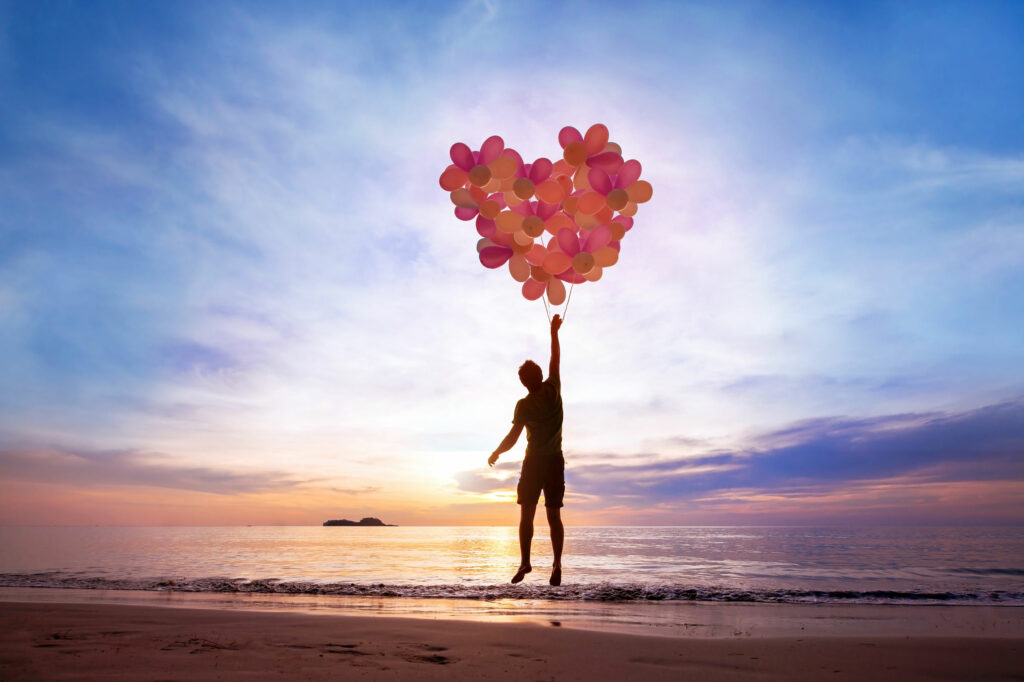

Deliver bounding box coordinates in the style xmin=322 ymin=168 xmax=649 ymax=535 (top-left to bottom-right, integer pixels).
xmin=548 ymin=314 xmax=562 ymax=384
xmin=489 ymin=424 xmax=524 ymax=467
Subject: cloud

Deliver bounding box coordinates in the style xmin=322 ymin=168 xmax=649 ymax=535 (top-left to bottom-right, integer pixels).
xmin=456 ymin=399 xmax=1024 ymax=512
xmin=0 ymin=447 xmax=314 ymax=495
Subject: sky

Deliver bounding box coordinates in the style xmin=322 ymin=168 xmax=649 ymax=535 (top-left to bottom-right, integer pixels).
xmin=1 ymin=0 xmax=1023 ymax=526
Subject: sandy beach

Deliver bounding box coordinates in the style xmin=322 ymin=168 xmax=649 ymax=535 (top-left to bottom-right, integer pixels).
xmin=2 ymin=599 xmax=1022 ymax=681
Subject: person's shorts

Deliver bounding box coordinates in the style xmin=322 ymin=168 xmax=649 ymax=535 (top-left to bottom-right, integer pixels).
xmin=517 ymin=454 xmax=565 ymax=508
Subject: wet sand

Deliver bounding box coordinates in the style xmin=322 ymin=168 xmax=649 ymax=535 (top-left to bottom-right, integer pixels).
xmin=1 ymin=599 xmax=1022 ymax=680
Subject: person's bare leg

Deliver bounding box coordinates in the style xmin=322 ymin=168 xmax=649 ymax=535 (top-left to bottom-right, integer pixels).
xmin=546 ymin=506 xmax=563 ymax=586
xmin=512 ymin=503 xmax=536 ymax=583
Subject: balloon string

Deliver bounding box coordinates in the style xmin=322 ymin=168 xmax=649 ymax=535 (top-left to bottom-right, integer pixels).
xmin=563 ymin=283 xmax=575 ymax=322
xmin=543 ymin=295 xmax=551 ymax=324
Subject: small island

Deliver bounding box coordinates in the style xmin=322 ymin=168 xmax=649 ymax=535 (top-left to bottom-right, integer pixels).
xmin=322 ymin=517 xmax=396 ymax=527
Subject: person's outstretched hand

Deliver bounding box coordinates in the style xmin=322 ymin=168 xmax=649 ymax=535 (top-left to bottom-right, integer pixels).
xmin=551 ymin=314 xmax=562 ymax=334
xmin=488 ymin=452 xmax=499 ymax=467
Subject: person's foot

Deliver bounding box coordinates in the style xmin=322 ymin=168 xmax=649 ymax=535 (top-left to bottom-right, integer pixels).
xmin=549 ymin=566 xmax=562 ymax=587
xmin=511 ymin=565 xmax=532 ymax=584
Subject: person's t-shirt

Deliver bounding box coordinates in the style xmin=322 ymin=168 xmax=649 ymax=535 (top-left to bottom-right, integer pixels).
xmin=513 ymin=376 xmax=562 ymax=459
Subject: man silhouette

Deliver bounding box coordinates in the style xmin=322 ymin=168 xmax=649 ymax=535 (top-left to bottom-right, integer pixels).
xmin=489 ymin=314 xmax=564 ymax=586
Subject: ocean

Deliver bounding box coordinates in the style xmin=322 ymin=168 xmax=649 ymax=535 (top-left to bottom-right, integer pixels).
xmin=1 ymin=526 xmax=1022 ymax=605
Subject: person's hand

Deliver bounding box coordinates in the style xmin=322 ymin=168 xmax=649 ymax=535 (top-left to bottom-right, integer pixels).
xmin=488 ymin=452 xmax=499 ymax=467
xmin=551 ymin=314 xmax=562 ymax=334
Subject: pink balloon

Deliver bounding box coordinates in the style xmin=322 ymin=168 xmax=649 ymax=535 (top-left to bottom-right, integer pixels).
xmin=610 ymin=240 xmax=621 ymax=252
xmin=588 ymin=151 xmax=624 ymax=174
xmin=535 ymin=202 xmax=558 ymax=220
xmin=543 ymin=251 xmax=572 ymax=275
xmin=476 ymin=216 xmax=497 ymax=238
xmin=480 ymin=246 xmax=513 ymax=269
xmin=556 ymin=268 xmax=587 ymax=284
xmin=558 ymin=126 xmax=583 ymax=148
xmin=522 ymin=278 xmax=546 ymax=301
xmin=479 ymin=135 xmax=504 ymax=164
xmin=615 ymin=215 xmax=634 ymax=231
xmin=511 ymin=201 xmax=533 ymax=217
xmin=489 ymin=192 xmax=507 ymax=210
xmin=529 ymin=158 xmax=553 ymax=184
xmin=455 ymin=206 xmax=478 ymax=221
xmin=584 ymin=224 xmax=612 ymax=252
xmin=588 ymin=167 xmax=613 ymax=195
xmin=616 ymin=159 xmax=642 ymax=187
xmin=450 ymin=143 xmax=474 ymax=171
xmin=557 ymin=228 xmax=580 ymax=256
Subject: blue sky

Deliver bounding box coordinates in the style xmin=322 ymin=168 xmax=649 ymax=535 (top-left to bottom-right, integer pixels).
xmin=1 ymin=0 xmax=1022 ymax=524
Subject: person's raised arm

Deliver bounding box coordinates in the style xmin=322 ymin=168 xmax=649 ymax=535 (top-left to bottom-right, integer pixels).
xmin=549 ymin=314 xmax=562 ymax=384
xmin=489 ymin=423 xmax=524 ymax=467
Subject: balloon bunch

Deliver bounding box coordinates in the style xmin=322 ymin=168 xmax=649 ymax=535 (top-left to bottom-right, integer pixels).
xmin=439 ymin=124 xmax=652 ymax=305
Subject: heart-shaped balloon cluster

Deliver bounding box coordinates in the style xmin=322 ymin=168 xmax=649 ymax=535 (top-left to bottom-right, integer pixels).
xmin=439 ymin=124 xmax=652 ymax=305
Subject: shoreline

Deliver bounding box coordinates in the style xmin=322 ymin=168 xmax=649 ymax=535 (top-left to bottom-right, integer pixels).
xmin=1 ymin=599 xmax=1022 ymax=681
xmin=3 ymin=586 xmax=1024 ymax=638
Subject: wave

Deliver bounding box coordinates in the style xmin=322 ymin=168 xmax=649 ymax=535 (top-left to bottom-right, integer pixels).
xmin=1 ymin=573 xmax=1022 ymax=604
xmin=948 ymin=567 xmax=1024 ymax=577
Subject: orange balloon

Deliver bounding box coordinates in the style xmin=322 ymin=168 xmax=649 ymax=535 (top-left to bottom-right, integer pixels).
xmin=522 ymin=215 xmax=545 ymax=238
xmin=578 ymin=191 xmax=605 ymax=215
xmin=547 ymin=277 xmax=567 ymax=305
xmin=495 ymin=210 xmax=524 ymax=233
xmin=544 ymin=212 xmax=574 ymax=235
xmin=627 ymin=180 xmax=653 ymax=203
xmin=543 ymin=251 xmax=572 ymax=275
xmin=609 ymin=221 xmax=626 ymax=241
xmin=594 ymin=246 xmax=619 ymax=267
xmin=530 ymin=265 xmax=550 ymax=282
xmin=512 ymin=229 xmax=533 ymax=246
xmin=556 ymin=175 xmax=574 ymax=197
xmin=508 ymin=255 xmax=530 ymax=282
xmin=468 ymin=164 xmax=492 ymax=187
xmin=563 ymin=141 xmax=588 ymax=167
xmin=552 ymin=159 xmax=574 ymax=177
xmin=534 ymin=179 xmax=564 ymax=204
xmin=584 ymin=264 xmax=603 ymax=282
xmin=503 ymin=190 xmax=524 ymax=207
xmin=440 ymin=166 xmax=468 ymax=191
xmin=479 ymin=200 xmax=500 ymax=219
xmin=525 ymin=243 xmax=548 ymax=265
xmin=513 ymin=177 xmax=535 ymax=200
xmin=511 ymin=236 xmax=533 ymax=255
xmin=469 ymin=185 xmax=488 ymax=204
xmin=572 ymin=252 xmax=595 ymax=275
xmin=489 ymin=155 xmax=518 ymax=179
xmin=562 ymin=195 xmax=579 ymax=215
xmin=482 ymin=177 xmax=502 ymax=194
xmin=584 ymin=124 xmax=609 ymax=155
xmin=575 ymin=211 xmax=597 ymax=229
xmin=450 ymin=188 xmax=476 ymax=208
xmin=606 ymin=188 xmax=629 ymax=211
xmin=501 ymin=176 xmax=517 ymax=191
xmin=573 ymin=164 xmax=591 ymax=190
xmin=619 ymin=201 xmax=638 ymax=217
xmin=595 ymin=205 xmax=614 ymax=224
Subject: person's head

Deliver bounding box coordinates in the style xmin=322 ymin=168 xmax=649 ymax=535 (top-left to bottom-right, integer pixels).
xmin=518 ymin=360 xmax=543 ymax=391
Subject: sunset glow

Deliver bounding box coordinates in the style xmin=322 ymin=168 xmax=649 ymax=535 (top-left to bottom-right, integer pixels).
xmin=1 ymin=1 xmax=1023 ymax=526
